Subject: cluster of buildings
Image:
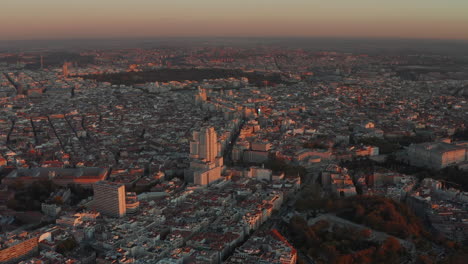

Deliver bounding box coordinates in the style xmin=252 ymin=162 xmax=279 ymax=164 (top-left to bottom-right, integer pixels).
xmin=0 ymin=73 xmax=16 ymax=98
xmin=407 ymin=178 xmax=468 ymax=242
xmin=407 ymin=141 xmax=468 ymax=169
xmin=1 ymin=225 xmax=97 ymax=264
xmin=0 ymin=165 xmax=299 ymax=263
xmin=359 ymin=171 xmax=417 ymax=201
xmin=36 ymin=175 xmax=296 ymax=263
xmin=134 ymin=77 xmax=249 ymax=94
xmin=1 ymin=45 xmax=468 ymax=262
xmin=0 ymin=230 xmax=41 ymax=264
xmin=1 ymin=167 xmax=108 ymax=188
xmin=321 ymin=164 xmax=357 ymax=198
xmin=225 ymin=229 xmax=297 ymax=264
xmin=0 ymin=71 xmax=239 ymax=180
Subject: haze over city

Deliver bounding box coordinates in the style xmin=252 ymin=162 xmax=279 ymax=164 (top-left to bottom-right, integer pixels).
xmin=1 ymin=0 xmax=468 ymax=40
xmin=1 ymin=1 xmax=468 ymax=264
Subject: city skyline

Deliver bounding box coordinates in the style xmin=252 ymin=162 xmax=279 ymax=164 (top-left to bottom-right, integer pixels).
xmin=1 ymin=0 xmax=468 ymax=41
xmin=1 ymin=2 xmax=468 ymax=263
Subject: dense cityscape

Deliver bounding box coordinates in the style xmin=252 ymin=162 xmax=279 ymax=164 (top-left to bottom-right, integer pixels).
xmin=0 ymin=40 xmax=467 ymax=264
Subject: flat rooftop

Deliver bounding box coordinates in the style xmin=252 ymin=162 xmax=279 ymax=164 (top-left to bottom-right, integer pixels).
xmin=6 ymin=167 xmax=108 ymax=179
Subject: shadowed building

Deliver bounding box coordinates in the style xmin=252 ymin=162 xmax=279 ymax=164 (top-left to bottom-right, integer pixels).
xmin=408 ymin=142 xmax=467 ymax=169
xmin=2 ymin=167 xmax=108 ymax=188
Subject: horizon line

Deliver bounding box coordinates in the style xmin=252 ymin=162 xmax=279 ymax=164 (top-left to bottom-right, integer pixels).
xmin=1 ymin=35 xmax=468 ymax=43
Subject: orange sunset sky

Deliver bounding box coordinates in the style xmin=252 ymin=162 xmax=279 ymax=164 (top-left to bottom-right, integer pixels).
xmin=1 ymin=0 xmax=467 ymax=40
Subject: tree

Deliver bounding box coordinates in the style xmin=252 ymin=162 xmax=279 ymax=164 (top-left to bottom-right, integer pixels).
xmin=360 ymin=229 xmax=372 ymax=239
xmin=382 ymin=237 xmax=402 ymax=252
xmin=324 ymin=245 xmax=339 ymax=262
xmin=56 ymin=237 xmax=78 ymax=254
xmin=334 ymin=254 xmax=353 ymax=264
xmin=453 ymin=128 xmax=468 ymax=141
xmin=416 ymin=255 xmax=434 ymax=264
xmin=6 ymin=199 xmax=20 ymax=210
xmin=11 ymin=181 xmax=24 ymax=191
xmin=354 ymin=248 xmax=375 ymax=264
xmin=53 ymin=196 xmax=64 ymax=205
xmin=376 ymin=237 xmax=402 ymax=264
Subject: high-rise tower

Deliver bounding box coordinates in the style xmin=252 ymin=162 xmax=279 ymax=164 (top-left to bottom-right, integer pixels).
xmin=93 ymin=181 xmax=126 ymax=218
xmin=190 ymin=127 xmax=218 ymax=162
xmin=189 ymin=126 xmax=224 ymax=186
xmin=62 ymin=62 xmax=69 ymax=78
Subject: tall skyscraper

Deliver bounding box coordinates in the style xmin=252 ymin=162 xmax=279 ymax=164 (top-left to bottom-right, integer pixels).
xmin=93 ymin=181 xmax=126 ymax=218
xmin=190 ymin=127 xmax=218 ymax=162
xmin=62 ymin=62 xmax=69 ymax=78
xmin=189 ymin=126 xmax=224 ymax=186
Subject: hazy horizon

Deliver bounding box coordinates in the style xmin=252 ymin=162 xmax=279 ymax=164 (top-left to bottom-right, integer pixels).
xmin=1 ymin=37 xmax=468 ymax=56
xmin=2 ymin=0 xmax=468 ymax=41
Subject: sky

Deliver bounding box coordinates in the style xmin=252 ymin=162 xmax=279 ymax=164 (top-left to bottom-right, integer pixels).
xmin=1 ymin=0 xmax=468 ymax=40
